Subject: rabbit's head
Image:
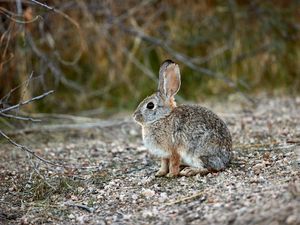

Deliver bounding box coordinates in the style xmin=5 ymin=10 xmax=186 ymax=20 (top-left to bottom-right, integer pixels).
xmin=133 ymin=60 xmax=181 ymax=125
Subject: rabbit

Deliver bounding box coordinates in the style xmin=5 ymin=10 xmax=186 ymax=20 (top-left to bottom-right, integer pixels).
xmin=133 ymin=59 xmax=232 ymax=177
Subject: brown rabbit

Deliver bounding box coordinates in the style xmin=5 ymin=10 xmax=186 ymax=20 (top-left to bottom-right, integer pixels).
xmin=133 ymin=60 xmax=232 ymax=177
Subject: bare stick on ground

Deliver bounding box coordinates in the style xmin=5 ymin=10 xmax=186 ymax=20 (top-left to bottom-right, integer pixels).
xmin=0 ymin=129 xmax=62 ymax=167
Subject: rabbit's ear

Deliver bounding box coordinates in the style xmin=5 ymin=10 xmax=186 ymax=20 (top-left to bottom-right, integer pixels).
xmin=158 ymin=60 xmax=181 ymax=99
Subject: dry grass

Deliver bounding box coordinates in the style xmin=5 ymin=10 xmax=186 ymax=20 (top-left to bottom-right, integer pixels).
xmin=0 ymin=0 xmax=299 ymax=114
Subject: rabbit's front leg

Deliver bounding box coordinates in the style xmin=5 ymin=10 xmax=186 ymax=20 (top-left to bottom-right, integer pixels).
xmin=155 ymin=158 xmax=169 ymax=177
xmin=166 ymin=151 xmax=180 ymax=177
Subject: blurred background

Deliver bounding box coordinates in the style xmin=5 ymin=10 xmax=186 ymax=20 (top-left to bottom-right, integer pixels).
xmin=0 ymin=0 xmax=299 ymax=117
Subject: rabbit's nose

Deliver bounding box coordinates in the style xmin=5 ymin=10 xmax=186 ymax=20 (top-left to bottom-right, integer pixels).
xmin=133 ymin=111 xmax=142 ymax=122
xmin=132 ymin=111 xmax=138 ymax=119
xmin=132 ymin=110 xmax=137 ymax=117
xmin=133 ymin=112 xmax=138 ymax=120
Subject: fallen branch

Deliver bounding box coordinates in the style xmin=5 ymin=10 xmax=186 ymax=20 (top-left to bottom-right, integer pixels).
xmin=0 ymin=112 xmax=41 ymax=122
xmin=0 ymin=90 xmax=54 ymax=114
xmin=0 ymin=129 xmax=62 ymax=167
xmin=5 ymin=120 xmax=130 ymax=135
xmin=165 ymin=191 xmax=204 ymax=206
xmin=64 ymin=202 xmax=94 ymax=213
xmin=0 ymin=129 xmax=102 ymax=171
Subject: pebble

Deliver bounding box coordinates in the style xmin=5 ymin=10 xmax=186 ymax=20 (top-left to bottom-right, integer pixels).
xmin=119 ymin=194 xmax=125 ymax=201
xmin=76 ymin=215 xmax=87 ymax=224
xmin=77 ymin=187 xmax=84 ymax=193
xmin=132 ymin=194 xmax=138 ymax=200
xmin=142 ymin=210 xmax=153 ymax=218
xmin=138 ymin=176 xmax=154 ymax=185
xmin=253 ymin=162 xmax=265 ymax=174
xmin=286 ymin=214 xmax=298 ymax=224
xmin=158 ymin=192 xmax=168 ymax=202
xmin=97 ymin=194 xmax=103 ymax=200
xmin=142 ymin=189 xmax=155 ymax=198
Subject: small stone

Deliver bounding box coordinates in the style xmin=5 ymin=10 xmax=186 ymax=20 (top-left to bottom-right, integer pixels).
xmin=207 ymin=173 xmax=213 ymax=178
xmin=8 ymin=187 xmax=14 ymax=192
xmin=158 ymin=192 xmax=168 ymax=202
xmin=142 ymin=189 xmax=155 ymax=198
xmin=70 ymin=195 xmax=78 ymax=201
xmin=20 ymin=216 xmax=29 ymax=225
xmin=206 ymin=197 xmax=215 ymax=203
xmin=286 ymin=215 xmax=297 ymax=224
xmin=76 ymin=215 xmax=86 ymax=224
xmin=123 ymin=214 xmax=132 ymax=220
xmin=96 ymin=194 xmax=103 ymax=200
xmin=142 ymin=209 xmax=153 ymax=218
xmin=263 ymin=152 xmax=271 ymax=160
xmin=138 ymin=176 xmax=154 ymax=185
xmin=132 ymin=194 xmax=138 ymax=200
xmin=66 ymin=144 xmax=75 ymax=149
xmin=119 ymin=194 xmax=125 ymax=201
xmin=253 ymin=163 xmax=265 ymax=174
xmin=77 ymin=187 xmax=84 ymax=193
xmin=250 ymin=177 xmax=259 ymax=183
xmin=257 ymin=176 xmax=266 ymax=183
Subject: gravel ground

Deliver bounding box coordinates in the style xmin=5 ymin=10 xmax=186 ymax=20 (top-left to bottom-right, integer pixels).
xmin=0 ymin=96 xmax=299 ymax=224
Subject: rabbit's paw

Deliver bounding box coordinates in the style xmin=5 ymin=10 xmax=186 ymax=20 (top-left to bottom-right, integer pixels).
xmin=155 ymin=169 xmax=168 ymax=177
xmin=180 ymin=167 xmax=209 ymax=176
xmin=166 ymin=172 xmax=179 ymax=178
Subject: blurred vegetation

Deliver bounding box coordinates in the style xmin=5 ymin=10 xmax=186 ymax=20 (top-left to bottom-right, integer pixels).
xmin=0 ymin=0 xmax=299 ymax=115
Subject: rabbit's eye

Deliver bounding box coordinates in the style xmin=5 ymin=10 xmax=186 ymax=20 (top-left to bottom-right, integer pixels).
xmin=146 ymin=102 xmax=155 ymax=109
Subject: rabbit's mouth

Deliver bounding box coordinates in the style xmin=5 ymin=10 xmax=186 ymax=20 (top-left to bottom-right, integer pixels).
xmin=133 ymin=111 xmax=143 ymax=124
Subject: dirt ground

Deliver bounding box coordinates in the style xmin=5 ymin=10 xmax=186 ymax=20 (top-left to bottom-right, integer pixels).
xmin=0 ymin=95 xmax=300 ymax=225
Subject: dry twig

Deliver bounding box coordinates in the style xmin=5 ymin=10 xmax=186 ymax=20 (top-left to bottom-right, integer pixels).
xmin=29 ymin=0 xmax=85 ymax=65
xmin=64 ymin=202 xmax=94 ymax=213
xmin=0 ymin=112 xmax=41 ymax=122
xmin=0 ymin=129 xmax=102 ymax=170
xmin=0 ymin=90 xmax=54 ymax=114
xmin=0 ymin=129 xmax=62 ymax=167
xmin=165 ymin=191 xmax=204 ymax=206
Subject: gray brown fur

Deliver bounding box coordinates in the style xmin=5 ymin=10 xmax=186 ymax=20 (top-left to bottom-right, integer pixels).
xmin=133 ymin=60 xmax=232 ymax=177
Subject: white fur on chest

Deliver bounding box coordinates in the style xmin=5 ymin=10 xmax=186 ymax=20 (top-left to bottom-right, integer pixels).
xmin=142 ymin=129 xmax=169 ymax=158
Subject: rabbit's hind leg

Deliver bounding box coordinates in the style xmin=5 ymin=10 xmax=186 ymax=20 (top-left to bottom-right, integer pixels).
xmin=179 ymin=167 xmax=209 ymax=176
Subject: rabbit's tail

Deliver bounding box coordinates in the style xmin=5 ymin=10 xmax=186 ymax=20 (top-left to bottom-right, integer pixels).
xmin=200 ymin=148 xmax=232 ymax=172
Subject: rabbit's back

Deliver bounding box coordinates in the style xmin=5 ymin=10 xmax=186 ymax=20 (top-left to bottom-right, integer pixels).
xmin=170 ymin=105 xmax=232 ymax=170
xmin=172 ymin=105 xmax=231 ymax=147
